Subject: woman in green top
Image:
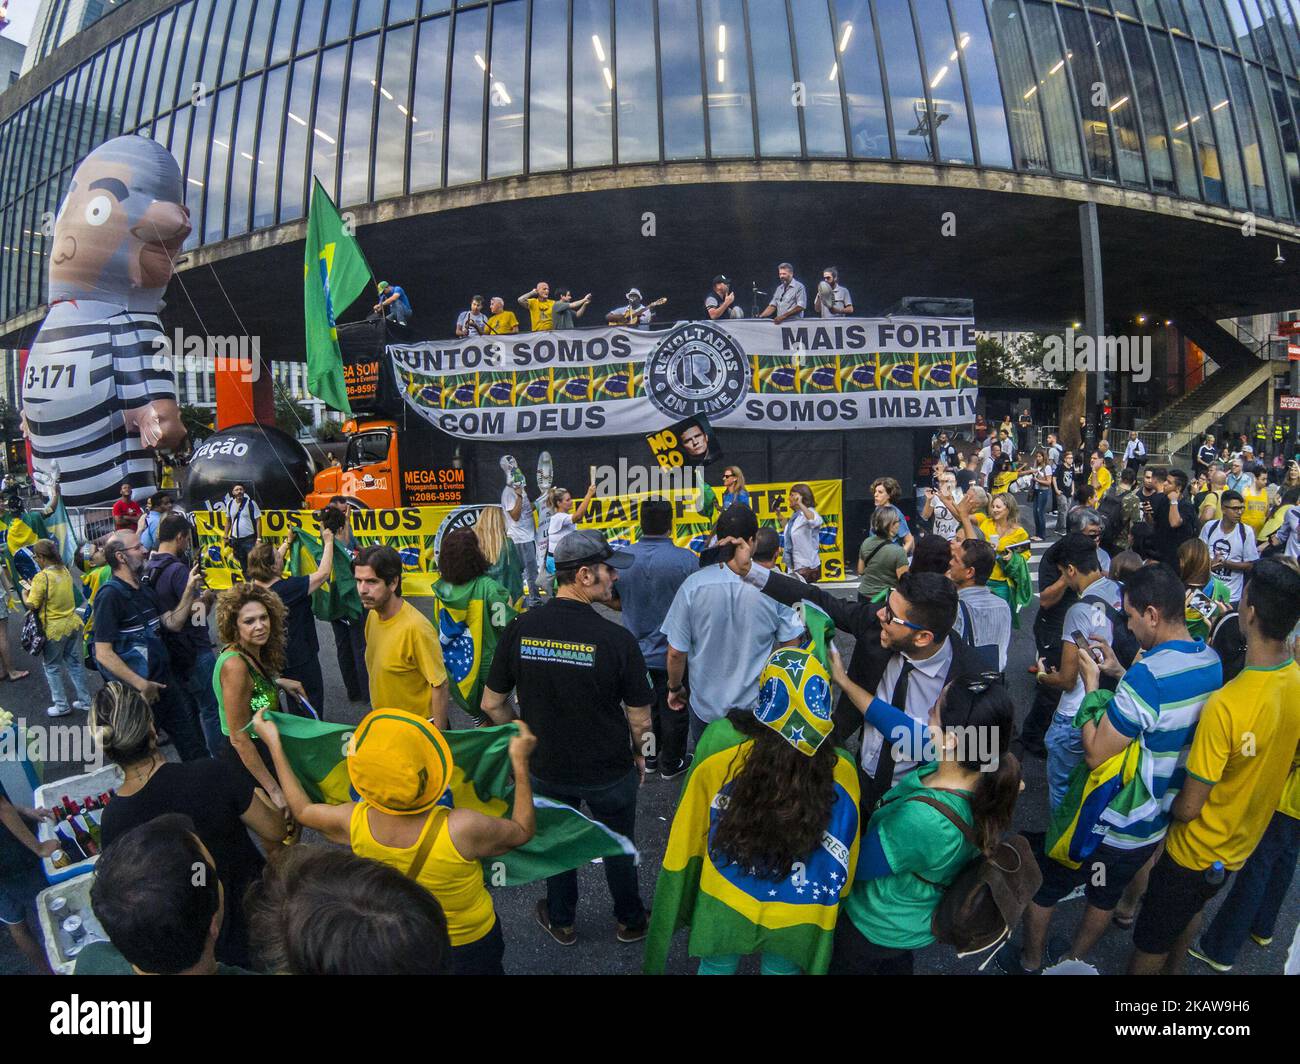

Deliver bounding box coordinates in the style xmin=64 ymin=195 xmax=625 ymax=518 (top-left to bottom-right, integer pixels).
xmin=828 ymin=653 xmax=1022 ymax=974
xmin=212 ymin=583 xmax=307 ymax=807
xmin=1178 ymin=538 xmax=1232 ymax=641
xmin=857 ymin=507 xmax=910 ymax=602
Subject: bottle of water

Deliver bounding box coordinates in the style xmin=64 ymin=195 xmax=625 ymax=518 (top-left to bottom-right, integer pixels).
xmin=1205 ymin=860 xmax=1225 ymax=886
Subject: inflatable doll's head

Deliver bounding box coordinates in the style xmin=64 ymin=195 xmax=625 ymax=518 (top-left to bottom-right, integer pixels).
xmin=49 ymin=136 xmax=190 ymax=312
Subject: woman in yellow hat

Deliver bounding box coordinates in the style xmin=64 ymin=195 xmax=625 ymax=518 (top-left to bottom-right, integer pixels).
xmin=254 ymin=707 xmax=536 ymax=975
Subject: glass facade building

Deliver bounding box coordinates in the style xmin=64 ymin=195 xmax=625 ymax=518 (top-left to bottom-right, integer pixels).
xmin=4 ymin=0 xmax=1300 ymax=329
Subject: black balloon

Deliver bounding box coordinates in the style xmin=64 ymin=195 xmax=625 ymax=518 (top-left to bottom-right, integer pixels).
xmin=185 ymin=424 xmax=313 ymax=510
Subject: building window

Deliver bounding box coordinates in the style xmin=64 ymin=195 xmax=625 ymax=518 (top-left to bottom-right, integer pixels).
xmin=1120 ymin=20 xmax=1180 ymax=192
xmin=835 ymin=0 xmax=891 ymax=159
xmin=411 ymin=16 xmax=452 ymax=190
xmin=312 ymin=45 xmax=349 ymax=200
xmin=529 ymin=0 xmax=569 ymax=172
xmin=341 ymin=35 xmax=381 ymax=205
xmin=572 ymin=0 xmax=616 ymax=166
xmin=615 ymin=0 xmax=661 ymax=163
xmin=282 ymin=55 xmax=320 ymax=220
xmin=950 ymin=0 xmax=1014 ymax=168
xmin=374 ymin=25 xmax=416 ymax=198
xmin=487 ymin=0 xmax=527 ymax=179
xmin=876 ymin=0 xmax=937 ymax=161
xmin=255 ymin=66 xmax=290 ymax=228
xmin=447 ymin=5 xmax=489 ymax=184
xmin=702 ymin=0 xmax=757 ymax=158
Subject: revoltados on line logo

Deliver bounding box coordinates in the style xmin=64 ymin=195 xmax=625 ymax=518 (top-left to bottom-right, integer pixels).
xmin=644 ymin=323 xmax=750 ymax=421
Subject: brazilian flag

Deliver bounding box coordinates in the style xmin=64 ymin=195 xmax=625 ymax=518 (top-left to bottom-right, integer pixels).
xmin=288 ymin=529 xmax=362 ymax=623
xmin=45 ymin=497 xmax=84 ymax=605
xmin=1046 ymin=691 xmax=1149 ymax=869
xmin=304 ymin=177 xmax=372 ymax=415
xmin=431 ymin=575 xmax=515 ymax=720
xmin=264 ymin=714 xmax=636 ymax=885
xmin=2 ymin=508 xmax=51 ymax=602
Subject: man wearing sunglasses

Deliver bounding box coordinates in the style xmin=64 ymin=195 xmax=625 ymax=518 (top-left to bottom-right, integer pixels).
xmin=733 ymin=543 xmax=983 ymax=813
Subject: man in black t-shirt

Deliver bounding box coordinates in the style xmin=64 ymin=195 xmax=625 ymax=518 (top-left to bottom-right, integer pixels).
xmin=95 ymin=532 xmax=208 ymax=760
xmin=483 ymin=530 xmax=653 ymax=946
xmin=1149 ymin=468 xmax=1198 ymax=566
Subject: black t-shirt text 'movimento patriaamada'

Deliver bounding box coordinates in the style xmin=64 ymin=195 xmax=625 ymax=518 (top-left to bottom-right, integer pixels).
xmin=486 ymin=598 xmax=653 ymax=787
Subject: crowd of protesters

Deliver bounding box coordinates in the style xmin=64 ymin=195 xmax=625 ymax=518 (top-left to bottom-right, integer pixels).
xmin=2 ymin=416 xmax=1299 ymax=977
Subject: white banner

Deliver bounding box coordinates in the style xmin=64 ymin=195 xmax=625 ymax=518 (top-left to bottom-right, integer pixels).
xmin=391 ymin=316 xmax=978 ymax=441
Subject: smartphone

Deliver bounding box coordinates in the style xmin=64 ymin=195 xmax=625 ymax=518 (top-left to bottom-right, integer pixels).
xmin=1071 ymin=630 xmax=1103 ymax=664
xmin=699 ymin=543 xmax=736 ymax=567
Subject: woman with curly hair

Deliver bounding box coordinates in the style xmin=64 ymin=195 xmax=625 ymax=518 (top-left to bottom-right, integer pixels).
xmin=433 ymin=530 xmax=515 ymax=723
xmin=644 ymin=647 xmax=861 ymax=976
xmin=213 ymin=583 xmax=308 ymax=804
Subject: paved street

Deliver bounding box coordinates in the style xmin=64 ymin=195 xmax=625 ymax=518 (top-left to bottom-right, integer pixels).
xmin=3 ymin=545 xmax=1297 ymax=976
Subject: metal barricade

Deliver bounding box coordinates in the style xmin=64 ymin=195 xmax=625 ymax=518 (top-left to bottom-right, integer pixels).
xmin=66 ymin=507 xmax=117 ymax=546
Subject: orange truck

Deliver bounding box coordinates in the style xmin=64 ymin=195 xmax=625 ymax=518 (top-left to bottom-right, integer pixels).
xmin=305 ymin=417 xmax=466 ymax=510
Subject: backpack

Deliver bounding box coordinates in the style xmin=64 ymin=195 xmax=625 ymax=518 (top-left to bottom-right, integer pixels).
xmin=1081 ymin=592 xmax=1139 ymax=690
xmin=907 ymin=793 xmax=1043 ymax=963
xmin=1209 ymin=610 xmax=1248 ymax=684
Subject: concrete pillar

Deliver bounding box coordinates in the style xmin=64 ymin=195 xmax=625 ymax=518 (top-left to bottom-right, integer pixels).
xmin=1080 ymin=202 xmax=1105 ymax=433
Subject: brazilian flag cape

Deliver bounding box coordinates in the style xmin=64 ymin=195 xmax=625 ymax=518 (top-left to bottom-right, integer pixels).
xmin=44 ymin=498 xmax=85 ymax=605
xmin=1044 ymin=690 xmax=1149 ymax=870
xmin=288 ymin=529 xmax=363 ymax=622
xmin=1 ymin=508 xmax=51 ymax=608
xmin=262 ymin=714 xmax=636 ymax=885
xmin=432 ymin=575 xmax=515 ymax=720
xmin=644 ymin=718 xmax=861 ymax=975
xmin=484 ymin=539 xmax=524 ymax=607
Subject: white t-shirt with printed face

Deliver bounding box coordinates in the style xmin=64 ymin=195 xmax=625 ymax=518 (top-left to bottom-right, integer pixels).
xmin=1199 ymin=519 xmax=1258 ymax=601
xmin=501 ymin=485 xmax=535 ymax=544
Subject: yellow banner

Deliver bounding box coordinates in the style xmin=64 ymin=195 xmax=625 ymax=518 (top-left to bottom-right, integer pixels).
xmin=194 ymin=505 xmax=460 ymax=596
xmin=577 ymin=478 xmax=845 ymax=581
xmin=193 ymin=480 xmax=845 ymax=593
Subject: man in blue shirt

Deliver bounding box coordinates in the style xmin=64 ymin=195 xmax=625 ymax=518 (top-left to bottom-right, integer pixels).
xmin=662 ymin=505 xmax=804 ymax=743
xmin=612 ymin=499 xmax=698 ymax=779
xmin=373 ymin=281 xmax=412 ymax=326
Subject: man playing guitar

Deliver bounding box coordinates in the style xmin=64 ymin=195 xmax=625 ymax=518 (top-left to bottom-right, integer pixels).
xmin=605 ymin=288 xmax=665 ymax=328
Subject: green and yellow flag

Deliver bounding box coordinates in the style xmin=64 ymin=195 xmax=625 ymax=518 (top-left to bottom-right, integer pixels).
xmin=643 ymin=718 xmax=861 ymax=975
xmin=288 ymin=528 xmax=362 ymax=622
xmin=264 ymin=714 xmax=636 ymax=885
xmin=431 ymin=575 xmax=515 ymax=721
xmin=304 ymin=177 xmax=372 ymax=415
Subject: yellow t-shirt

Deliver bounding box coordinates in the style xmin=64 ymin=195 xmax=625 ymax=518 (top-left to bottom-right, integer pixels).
xmin=1090 ymin=466 xmax=1113 ymax=498
xmin=365 ymin=600 xmax=448 ymax=717
xmin=24 ymin=566 xmax=84 ymax=642
xmin=521 ymin=298 xmax=554 ymax=332
xmin=1278 ymin=756 xmax=1300 ymax=822
xmin=487 ymin=310 xmax=519 ymax=335
xmin=979 ymin=517 xmax=1029 ymax=584
xmin=1166 ymin=660 xmax=1300 ymax=871
xmin=1240 ymin=484 xmax=1269 ymax=538
xmin=350 ymin=802 xmax=495 ymax=946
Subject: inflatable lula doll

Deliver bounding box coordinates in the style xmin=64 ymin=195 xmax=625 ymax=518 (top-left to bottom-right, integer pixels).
xmin=21 ymin=136 xmax=190 ymax=508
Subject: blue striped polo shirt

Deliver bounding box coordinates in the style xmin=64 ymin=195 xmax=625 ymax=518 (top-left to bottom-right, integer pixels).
xmin=1102 ymin=639 xmax=1223 ymax=850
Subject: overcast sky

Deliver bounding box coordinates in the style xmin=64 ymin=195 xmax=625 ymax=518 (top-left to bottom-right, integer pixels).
xmin=2 ymin=2 xmax=38 ymax=47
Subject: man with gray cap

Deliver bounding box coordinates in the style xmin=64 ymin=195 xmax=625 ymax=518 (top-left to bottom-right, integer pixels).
xmin=758 ymin=263 xmax=807 ymax=323
xmin=606 ymin=289 xmax=654 ymax=328
xmin=482 ymin=529 xmax=653 ymax=947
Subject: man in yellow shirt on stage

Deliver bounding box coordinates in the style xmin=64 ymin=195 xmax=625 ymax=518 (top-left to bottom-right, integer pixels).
xmin=516 ymin=282 xmax=555 ymax=331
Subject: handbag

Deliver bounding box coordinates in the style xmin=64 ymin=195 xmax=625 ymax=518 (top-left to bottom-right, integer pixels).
xmin=20 ymin=573 xmax=48 ymax=656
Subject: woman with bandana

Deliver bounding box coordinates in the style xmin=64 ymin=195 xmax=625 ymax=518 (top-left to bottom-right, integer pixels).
xmin=644 ymin=647 xmax=861 ymax=975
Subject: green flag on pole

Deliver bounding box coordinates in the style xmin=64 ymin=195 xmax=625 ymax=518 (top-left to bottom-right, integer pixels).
xmin=798 ymin=600 xmax=836 ymax=675
xmin=304 ymin=177 xmax=372 ymax=415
